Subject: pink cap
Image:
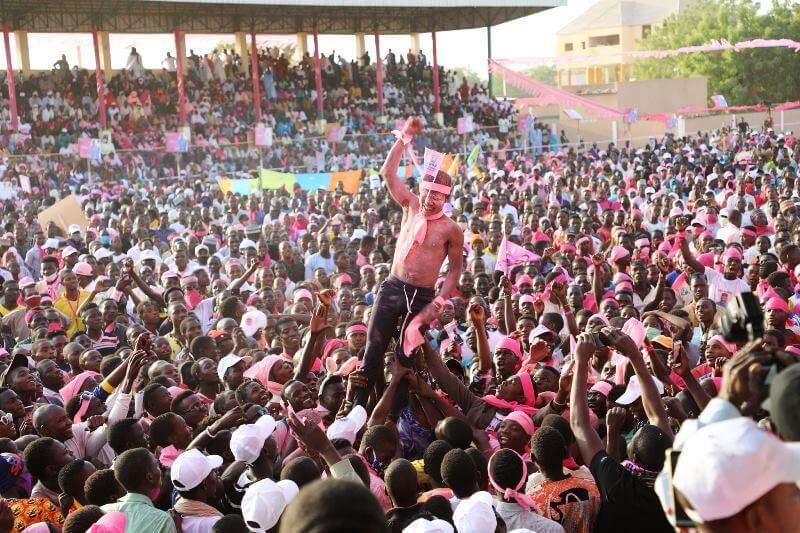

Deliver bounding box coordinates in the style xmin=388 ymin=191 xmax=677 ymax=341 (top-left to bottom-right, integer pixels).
xmin=161 ymin=270 xmax=179 ymax=282
xmin=708 ymin=334 xmax=737 ymax=354
xmin=609 ymin=246 xmax=630 ymax=264
xmin=335 ymin=273 xmax=354 ymax=287
xmin=721 ymin=248 xmax=743 ymax=262
xmin=519 ymin=294 xmax=535 ymax=305
xmin=294 ymin=288 xmax=313 ymax=302
xmin=495 ymin=336 xmax=523 ymax=360
xmin=516 ymin=275 xmax=533 ymax=287
xmin=590 ymin=381 xmax=613 ymax=397
xmin=62 ymin=246 xmax=79 ymax=257
xmin=72 ymin=262 xmax=93 ymax=277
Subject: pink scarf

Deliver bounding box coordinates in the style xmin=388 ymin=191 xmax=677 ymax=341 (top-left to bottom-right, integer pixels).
xmin=482 ymin=371 xmax=537 ymax=415
xmin=488 ymin=449 xmax=538 ymax=511
xmin=59 ymin=371 xmax=101 ymax=403
xmin=243 ymin=355 xmax=285 ymax=398
xmin=401 ymin=210 xmax=444 ymax=264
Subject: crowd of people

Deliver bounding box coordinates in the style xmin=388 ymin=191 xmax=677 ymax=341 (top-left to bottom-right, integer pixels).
xmin=0 ymin=40 xmax=792 ymax=533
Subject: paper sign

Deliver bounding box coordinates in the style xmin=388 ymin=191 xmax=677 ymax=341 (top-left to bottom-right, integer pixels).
xmin=254 ymin=125 xmax=273 ymax=147
xmin=166 ymin=132 xmax=181 ymax=153
xmin=563 ymin=109 xmax=583 ymax=120
xmin=18 ymin=175 xmax=31 ymax=193
xmin=37 ymin=194 xmax=90 ymax=235
xmin=423 ymin=147 xmax=445 ymax=177
xmin=78 ymin=137 xmax=92 ymax=158
xmin=457 ymin=115 xmax=474 ymax=134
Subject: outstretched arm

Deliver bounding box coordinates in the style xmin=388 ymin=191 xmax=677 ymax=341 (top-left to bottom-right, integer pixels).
xmin=381 ymin=117 xmax=422 ymax=207
xmin=570 ymin=333 xmax=605 ymax=464
xmin=675 ymin=217 xmax=705 ymax=274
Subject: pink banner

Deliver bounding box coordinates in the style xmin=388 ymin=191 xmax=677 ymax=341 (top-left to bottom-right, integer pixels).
xmin=78 ymin=137 xmax=92 ymax=158
xmin=166 ymin=132 xmax=181 ymax=153
xmin=495 ymin=38 xmax=800 ymax=68
xmin=489 ymin=60 xmax=624 ymax=119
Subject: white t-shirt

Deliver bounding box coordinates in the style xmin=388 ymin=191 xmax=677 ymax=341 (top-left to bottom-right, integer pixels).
xmin=704 ymin=266 xmax=750 ymax=306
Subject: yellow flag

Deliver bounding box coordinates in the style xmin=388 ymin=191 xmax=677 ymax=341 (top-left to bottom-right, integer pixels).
xmin=440 ymin=153 xmax=453 ymax=175
xmin=448 ymin=154 xmax=460 ymax=176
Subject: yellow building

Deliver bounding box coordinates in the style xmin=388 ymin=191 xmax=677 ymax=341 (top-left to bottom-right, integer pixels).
xmin=556 ymin=0 xmax=689 ymax=87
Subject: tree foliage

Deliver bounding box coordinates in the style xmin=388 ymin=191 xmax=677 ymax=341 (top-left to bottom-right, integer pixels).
xmin=634 ymin=0 xmax=800 ymax=105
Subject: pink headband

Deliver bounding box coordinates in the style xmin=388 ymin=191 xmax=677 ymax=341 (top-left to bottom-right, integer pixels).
xmin=346 ymin=324 xmax=368 ymax=336
xmin=589 ymin=313 xmax=610 ymax=326
xmin=561 ymin=243 xmax=576 ymax=252
xmin=708 ymin=334 xmax=737 ymax=354
xmin=294 ymin=288 xmax=313 ymax=302
xmin=488 ymin=448 xmax=537 ymax=510
xmin=496 ymin=337 xmax=523 ymax=361
xmin=766 ymin=297 xmax=790 ymax=314
xmin=516 ymin=275 xmax=533 ymax=286
xmin=519 ymin=294 xmax=535 ymax=305
xmin=721 ymin=248 xmax=743 ymax=262
xmin=323 ymin=338 xmax=348 ymax=360
xmin=504 ymin=409 xmax=536 ymax=435
xmin=635 ymin=238 xmax=650 ymax=247
xmin=741 ymin=228 xmax=757 ymax=237
xmin=517 ymin=371 xmax=536 ymax=407
xmin=576 ymin=236 xmax=591 ymax=246
xmin=419 ymin=181 xmax=452 ymax=195
xmin=590 ymin=381 xmax=613 ymax=397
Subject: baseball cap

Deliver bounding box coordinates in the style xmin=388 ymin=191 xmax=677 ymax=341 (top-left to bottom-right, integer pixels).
xmin=72 ymin=262 xmax=93 ymax=277
xmin=217 ymin=353 xmax=244 ymax=381
xmin=453 ymin=491 xmax=496 ymax=533
xmin=669 ymin=417 xmax=800 ymax=522
xmin=403 ymin=518 xmax=454 ymax=533
xmin=242 ymin=478 xmax=299 ymax=532
xmin=140 ymin=249 xmax=160 ymax=262
xmin=616 ymin=374 xmax=665 ymax=405
xmin=240 ymin=310 xmax=267 ymax=337
xmin=230 ymin=415 xmax=277 ymax=464
xmin=62 ymin=246 xmax=79 ymax=258
xmin=68 ymin=224 xmax=81 ymax=235
xmin=43 ymin=238 xmax=59 ymax=250
xmin=239 ymin=239 xmax=257 ymax=251
xmin=326 ymin=405 xmax=368 ymax=445
xmin=93 ymin=248 xmax=113 ymax=261
xmin=170 ymin=449 xmax=223 ymax=491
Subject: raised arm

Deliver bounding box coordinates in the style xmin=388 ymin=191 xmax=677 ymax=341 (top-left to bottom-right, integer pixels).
xmin=468 ymin=303 xmax=492 ymax=374
xmin=590 ymin=254 xmax=606 ymax=309
xmin=381 ymin=117 xmax=422 ymax=207
xmin=230 ymin=257 xmax=260 ymax=293
xmin=675 ymin=217 xmax=705 ymax=274
xmin=570 ymin=333 xmax=605 ymax=464
xmin=605 ymin=327 xmax=673 ymax=437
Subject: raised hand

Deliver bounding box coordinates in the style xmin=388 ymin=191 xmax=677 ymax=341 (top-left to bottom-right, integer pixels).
xmin=316 ymin=289 xmax=336 ymax=307
xmin=468 ymin=302 xmax=485 ymax=325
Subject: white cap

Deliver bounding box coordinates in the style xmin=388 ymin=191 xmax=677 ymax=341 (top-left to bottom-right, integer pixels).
xmin=326 ymin=405 xmax=368 ymax=445
xmin=68 ymin=224 xmax=81 ymax=235
xmin=93 ymin=248 xmax=113 ymax=260
xmin=615 ymin=374 xmax=665 ymax=405
xmin=44 ymin=238 xmax=59 ymax=250
xmin=194 ymin=244 xmax=208 ymax=255
xmin=241 ymin=309 xmax=267 ymax=337
xmin=62 ymin=246 xmax=79 ymax=257
xmin=403 ymin=518 xmax=454 ymax=533
xmin=239 ymin=239 xmax=257 ymax=251
xmin=218 ymin=353 xmax=244 ymax=381
xmin=140 ymin=249 xmax=160 ymax=262
xmin=241 ymin=478 xmax=299 ymax=531
xmin=453 ymin=491 xmax=496 ymax=533
xmin=669 ymin=417 xmax=800 ymax=522
xmin=230 ymin=415 xmax=277 ymax=464
xmin=170 ymin=449 xmax=223 ymax=491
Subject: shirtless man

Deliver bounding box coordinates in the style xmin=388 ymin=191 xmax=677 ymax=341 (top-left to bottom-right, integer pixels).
xmin=354 ymin=117 xmax=464 ymax=406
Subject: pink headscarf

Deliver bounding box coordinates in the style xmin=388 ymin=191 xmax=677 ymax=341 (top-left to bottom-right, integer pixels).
xmin=482 ymin=371 xmax=537 ymax=415
xmin=243 ymin=355 xmax=285 ymax=398
xmin=59 ymin=371 xmax=101 ymax=403
xmin=504 ymin=410 xmax=535 ymax=435
xmin=708 ymin=334 xmax=737 ymax=355
xmin=488 ymin=448 xmax=537 ymax=510
xmin=88 ymin=512 xmax=127 ymax=533
xmin=495 ymin=337 xmax=523 ymax=361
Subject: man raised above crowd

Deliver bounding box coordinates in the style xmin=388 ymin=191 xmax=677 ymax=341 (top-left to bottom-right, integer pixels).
xmin=355 ymin=116 xmax=464 ymax=406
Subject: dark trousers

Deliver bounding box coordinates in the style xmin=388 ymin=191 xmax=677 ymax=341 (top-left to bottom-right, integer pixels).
xmin=354 ymin=275 xmax=435 ymax=407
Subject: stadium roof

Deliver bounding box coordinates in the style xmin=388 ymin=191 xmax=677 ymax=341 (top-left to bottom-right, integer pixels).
xmin=0 ymin=0 xmax=564 ymax=34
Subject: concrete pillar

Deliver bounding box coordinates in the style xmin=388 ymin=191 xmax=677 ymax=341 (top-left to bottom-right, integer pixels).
xmin=409 ymin=32 xmax=420 ymax=54
xmin=97 ymin=31 xmax=112 ymax=75
xmin=355 ymin=33 xmax=366 ymax=60
xmin=12 ymin=31 xmax=29 ymax=76
xmin=234 ymin=31 xmax=248 ymax=74
xmin=296 ymin=32 xmax=308 ymax=59
xmin=174 ymin=30 xmax=187 ymax=75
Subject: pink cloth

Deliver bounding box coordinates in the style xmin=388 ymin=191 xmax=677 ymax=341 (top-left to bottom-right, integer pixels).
xmin=402 ymin=210 xmax=445 ymax=264
xmin=609 ymin=246 xmax=630 ymax=264
xmin=243 ymin=355 xmax=286 ymax=398
xmin=482 ymin=371 xmax=537 ymax=415
xmin=496 ymin=337 xmax=523 ymax=360
xmin=504 ymin=410 xmax=535 ymax=435
xmin=59 ymin=371 xmax=101 ymax=403
xmin=488 ymin=448 xmax=537 ymax=511
xmin=766 ymin=297 xmax=790 ymax=313
xmin=158 ymin=444 xmax=182 ymax=467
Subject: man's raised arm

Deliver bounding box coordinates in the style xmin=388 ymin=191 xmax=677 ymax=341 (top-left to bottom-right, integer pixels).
xmin=380 ymin=117 xmax=421 ymax=207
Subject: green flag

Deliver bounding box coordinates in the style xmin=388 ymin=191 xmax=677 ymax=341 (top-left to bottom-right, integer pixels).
xmin=466 ymin=145 xmax=480 ymax=167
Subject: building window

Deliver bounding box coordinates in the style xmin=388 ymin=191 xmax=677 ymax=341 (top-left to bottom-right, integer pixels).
xmin=643 ymin=25 xmax=652 ymax=38
xmin=564 ymin=42 xmax=573 ymax=51
xmin=581 ymin=41 xmax=586 ymax=49
xmin=588 ymin=34 xmax=620 ymax=47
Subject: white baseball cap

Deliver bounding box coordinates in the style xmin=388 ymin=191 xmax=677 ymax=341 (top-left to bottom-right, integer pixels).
xmin=230 ymin=415 xmax=277 ymax=464
xmin=140 ymin=249 xmax=160 ymax=262
xmin=68 ymin=224 xmax=81 ymax=235
xmin=240 ymin=309 xmax=267 ymax=338
xmin=403 ymin=518 xmax=454 ymax=533
xmin=453 ymin=491 xmax=496 ymax=533
xmin=239 ymin=239 xmax=257 ymax=251
xmin=615 ymin=374 xmax=665 ymax=405
xmin=43 ymin=238 xmax=59 ymax=250
xmin=668 ymin=417 xmax=800 ymax=522
xmin=93 ymin=248 xmax=113 ymax=261
xmin=217 ymin=353 xmax=244 ymax=381
xmin=62 ymin=246 xmax=79 ymax=257
xmin=241 ymin=478 xmax=299 ymax=531
xmin=326 ymin=405 xmax=368 ymax=445
xmin=170 ymin=449 xmax=223 ymax=491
